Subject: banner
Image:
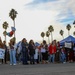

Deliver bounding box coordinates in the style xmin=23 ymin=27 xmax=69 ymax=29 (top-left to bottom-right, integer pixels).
xmin=65 ymin=42 xmax=72 ymax=48
xmin=0 ymin=48 xmax=5 ymax=59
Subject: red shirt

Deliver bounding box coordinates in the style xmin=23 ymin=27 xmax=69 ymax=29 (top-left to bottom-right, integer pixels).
xmin=49 ymin=44 xmax=56 ymax=54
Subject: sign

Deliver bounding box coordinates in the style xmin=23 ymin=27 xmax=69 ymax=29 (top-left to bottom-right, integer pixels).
xmin=0 ymin=48 xmax=5 ymax=59
xmin=65 ymin=42 xmax=72 ymax=48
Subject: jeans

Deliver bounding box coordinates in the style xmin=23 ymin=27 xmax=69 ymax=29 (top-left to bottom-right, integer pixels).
xmin=10 ymin=50 xmax=16 ymax=65
xmin=22 ymin=52 xmax=28 ymax=64
xmin=38 ymin=52 xmax=42 ymax=63
xmin=60 ymin=54 xmax=66 ymax=63
xmin=30 ymin=54 xmax=34 ymax=64
xmin=49 ymin=54 xmax=55 ymax=63
xmin=18 ymin=53 xmax=22 ymax=63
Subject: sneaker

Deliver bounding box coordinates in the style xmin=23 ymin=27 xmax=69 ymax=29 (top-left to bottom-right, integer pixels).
xmin=13 ymin=64 xmax=16 ymax=65
xmin=19 ymin=63 xmax=21 ymax=64
xmin=10 ymin=64 xmax=12 ymax=65
xmin=63 ymin=62 xmax=66 ymax=64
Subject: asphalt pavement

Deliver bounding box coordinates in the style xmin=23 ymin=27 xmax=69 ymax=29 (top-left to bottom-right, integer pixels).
xmin=0 ymin=62 xmax=75 ymax=75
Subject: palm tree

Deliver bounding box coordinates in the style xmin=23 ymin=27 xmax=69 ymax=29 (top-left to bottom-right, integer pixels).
xmin=73 ymin=20 xmax=75 ymax=27
xmin=46 ymin=31 xmax=50 ymax=44
xmin=2 ymin=21 xmax=8 ymax=43
xmin=41 ymin=32 xmax=45 ymax=41
xmin=9 ymin=9 xmax=18 ymax=43
xmin=10 ymin=37 xmax=16 ymax=43
xmin=66 ymin=24 xmax=71 ymax=36
xmin=73 ymin=20 xmax=75 ymax=24
xmin=59 ymin=30 xmax=64 ymax=39
xmin=48 ymin=25 xmax=54 ymax=42
xmin=73 ymin=31 xmax=75 ymax=37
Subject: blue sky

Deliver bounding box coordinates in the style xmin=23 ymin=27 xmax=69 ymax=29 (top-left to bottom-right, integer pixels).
xmin=26 ymin=0 xmax=59 ymax=9
xmin=24 ymin=0 xmax=75 ymax=42
xmin=57 ymin=9 xmax=75 ymax=25
xmin=26 ymin=0 xmax=75 ymax=25
xmin=0 ymin=0 xmax=75 ymax=44
xmin=26 ymin=0 xmax=58 ymax=5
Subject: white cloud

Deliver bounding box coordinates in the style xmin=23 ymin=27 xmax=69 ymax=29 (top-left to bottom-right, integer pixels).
xmin=0 ymin=0 xmax=75 ymax=44
xmin=16 ymin=9 xmax=59 ymax=42
xmin=67 ymin=0 xmax=75 ymax=16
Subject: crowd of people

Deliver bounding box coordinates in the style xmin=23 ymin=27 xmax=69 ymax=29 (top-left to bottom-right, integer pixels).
xmin=0 ymin=37 xmax=75 ymax=65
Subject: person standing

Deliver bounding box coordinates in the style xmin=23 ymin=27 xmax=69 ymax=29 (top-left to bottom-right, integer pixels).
xmin=55 ymin=41 xmax=60 ymax=63
xmin=43 ymin=40 xmax=48 ymax=63
xmin=60 ymin=47 xmax=66 ymax=63
xmin=34 ymin=46 xmax=39 ymax=64
xmin=69 ymin=42 xmax=74 ymax=63
xmin=38 ymin=44 xmax=42 ymax=63
xmin=28 ymin=40 xmax=35 ymax=64
xmin=21 ymin=38 xmax=28 ymax=65
xmin=0 ymin=37 xmax=4 ymax=64
xmin=48 ymin=40 xmax=56 ymax=63
xmin=41 ymin=44 xmax=46 ymax=64
xmin=3 ymin=41 xmax=8 ymax=64
xmin=9 ymin=40 xmax=16 ymax=65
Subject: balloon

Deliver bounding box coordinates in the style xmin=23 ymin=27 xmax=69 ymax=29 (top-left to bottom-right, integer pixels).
xmin=11 ymin=27 xmax=16 ymax=31
xmin=7 ymin=31 xmax=14 ymax=37
xmin=10 ymin=31 xmax=14 ymax=36
xmin=6 ymin=26 xmax=16 ymax=37
xmin=7 ymin=33 xmax=10 ymax=36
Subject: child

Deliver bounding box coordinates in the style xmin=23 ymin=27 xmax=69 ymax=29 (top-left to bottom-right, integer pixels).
xmin=34 ymin=46 xmax=39 ymax=64
xmin=60 ymin=47 xmax=66 ymax=63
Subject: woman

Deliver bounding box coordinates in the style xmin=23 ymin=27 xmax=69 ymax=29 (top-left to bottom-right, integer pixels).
xmin=9 ymin=40 xmax=16 ymax=65
xmin=34 ymin=46 xmax=39 ymax=64
xmin=28 ymin=40 xmax=35 ymax=64
xmin=43 ymin=40 xmax=48 ymax=63
xmin=21 ymin=38 xmax=28 ymax=65
xmin=41 ymin=44 xmax=46 ymax=64
xmin=48 ymin=40 xmax=56 ymax=63
xmin=55 ymin=41 xmax=60 ymax=63
xmin=0 ymin=37 xmax=4 ymax=64
xmin=3 ymin=41 xmax=8 ymax=64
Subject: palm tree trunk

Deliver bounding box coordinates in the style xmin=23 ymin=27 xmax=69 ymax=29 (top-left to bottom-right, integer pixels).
xmin=68 ymin=31 xmax=70 ymax=36
xmin=51 ymin=32 xmax=53 ymax=42
xmin=48 ymin=37 xmax=50 ymax=44
xmin=5 ymin=35 xmax=6 ymax=43
xmin=13 ymin=20 xmax=16 ymax=43
xmin=62 ymin=35 xmax=64 ymax=39
xmin=5 ymin=29 xmax=6 ymax=44
xmin=43 ymin=37 xmax=44 ymax=41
